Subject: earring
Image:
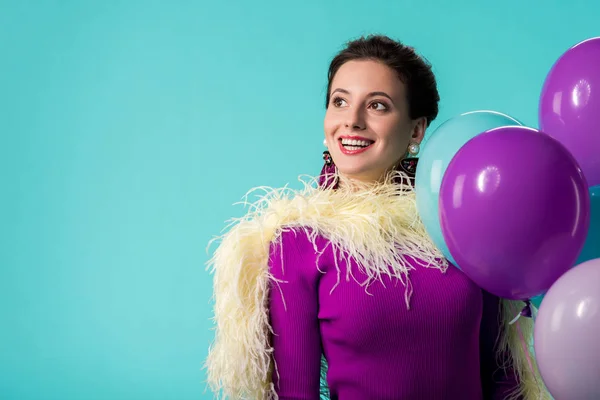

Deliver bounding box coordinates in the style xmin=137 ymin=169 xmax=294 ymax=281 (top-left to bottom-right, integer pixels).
xmin=323 ymin=150 xmax=333 ymax=165
xmin=407 ymin=142 xmax=420 ymax=156
xmin=319 ymin=150 xmax=338 ymax=189
xmin=399 ymin=157 xmax=419 ymax=175
xmin=399 ymin=142 xmax=420 ymax=178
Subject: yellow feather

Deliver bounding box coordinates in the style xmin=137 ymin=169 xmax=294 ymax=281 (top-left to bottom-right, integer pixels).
xmin=500 ymin=300 xmax=552 ymax=400
xmin=204 ymin=170 xmax=549 ymax=399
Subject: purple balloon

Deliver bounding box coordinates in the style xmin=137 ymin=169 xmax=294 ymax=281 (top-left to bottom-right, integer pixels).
xmin=539 ymin=37 xmax=600 ymax=187
xmin=439 ymin=126 xmax=590 ymax=300
xmin=534 ymin=258 xmax=600 ymax=400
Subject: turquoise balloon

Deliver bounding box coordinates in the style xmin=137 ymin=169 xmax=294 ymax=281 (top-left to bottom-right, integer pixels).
xmin=532 ymin=185 xmax=600 ymax=307
xmin=415 ymin=110 xmax=523 ymax=267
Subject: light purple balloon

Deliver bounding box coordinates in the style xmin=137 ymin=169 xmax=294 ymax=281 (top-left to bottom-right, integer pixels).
xmin=534 ymin=258 xmax=600 ymax=400
xmin=539 ymin=37 xmax=600 ymax=187
xmin=439 ymin=126 xmax=590 ymax=300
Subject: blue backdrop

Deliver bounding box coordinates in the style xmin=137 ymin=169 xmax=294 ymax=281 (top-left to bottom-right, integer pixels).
xmin=2 ymin=1 xmax=598 ymax=398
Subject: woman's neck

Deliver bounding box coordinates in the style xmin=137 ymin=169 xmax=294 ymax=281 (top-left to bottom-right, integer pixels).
xmin=336 ymin=167 xmax=415 ymax=194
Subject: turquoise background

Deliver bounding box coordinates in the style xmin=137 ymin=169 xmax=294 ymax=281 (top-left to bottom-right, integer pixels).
xmin=2 ymin=1 xmax=599 ymax=398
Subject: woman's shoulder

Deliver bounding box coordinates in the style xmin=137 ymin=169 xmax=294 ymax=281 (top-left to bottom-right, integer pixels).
xmin=268 ymin=226 xmax=328 ymax=281
xmin=269 ymin=226 xmax=326 ymax=258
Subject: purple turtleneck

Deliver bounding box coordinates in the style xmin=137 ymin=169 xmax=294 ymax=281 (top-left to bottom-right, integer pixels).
xmin=268 ymin=228 xmax=521 ymax=400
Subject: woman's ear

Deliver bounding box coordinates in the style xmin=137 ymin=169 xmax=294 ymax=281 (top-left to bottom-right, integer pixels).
xmin=411 ymin=117 xmax=427 ymax=144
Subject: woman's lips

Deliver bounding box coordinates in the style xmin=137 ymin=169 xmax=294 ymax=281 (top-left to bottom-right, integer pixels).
xmin=338 ymin=136 xmax=375 ymax=155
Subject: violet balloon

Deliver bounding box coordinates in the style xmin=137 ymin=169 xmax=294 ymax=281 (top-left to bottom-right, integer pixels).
xmin=439 ymin=126 xmax=590 ymax=300
xmin=534 ymin=258 xmax=600 ymax=400
xmin=539 ymin=37 xmax=600 ymax=187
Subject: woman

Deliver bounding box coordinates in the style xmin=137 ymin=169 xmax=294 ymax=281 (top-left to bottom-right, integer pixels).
xmin=205 ymin=35 xmax=549 ymax=399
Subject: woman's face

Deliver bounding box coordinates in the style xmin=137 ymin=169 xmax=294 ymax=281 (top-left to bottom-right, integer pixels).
xmin=323 ymin=60 xmax=426 ymax=182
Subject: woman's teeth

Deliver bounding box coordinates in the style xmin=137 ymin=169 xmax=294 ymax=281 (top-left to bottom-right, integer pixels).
xmin=341 ymin=139 xmax=373 ymax=149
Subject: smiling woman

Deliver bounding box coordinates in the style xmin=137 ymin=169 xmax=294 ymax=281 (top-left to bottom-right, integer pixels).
xmin=322 ymin=38 xmax=437 ymax=183
xmin=324 ymin=60 xmax=417 ymax=182
xmin=205 ymin=35 xmax=550 ymax=400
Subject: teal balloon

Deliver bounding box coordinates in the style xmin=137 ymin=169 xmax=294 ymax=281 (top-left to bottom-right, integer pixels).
xmin=415 ymin=110 xmax=523 ymax=267
xmin=529 ymin=185 xmax=600 ymax=308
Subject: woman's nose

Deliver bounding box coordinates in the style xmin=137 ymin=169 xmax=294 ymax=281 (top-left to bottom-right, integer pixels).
xmin=345 ymin=108 xmax=366 ymax=130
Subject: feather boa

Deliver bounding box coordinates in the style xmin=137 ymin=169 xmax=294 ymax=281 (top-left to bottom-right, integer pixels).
xmin=205 ymin=171 xmax=550 ymax=400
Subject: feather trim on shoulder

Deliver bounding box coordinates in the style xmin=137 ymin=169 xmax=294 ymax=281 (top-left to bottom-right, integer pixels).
xmin=204 ymin=171 xmax=444 ymax=398
xmin=204 ymin=170 xmax=549 ymax=399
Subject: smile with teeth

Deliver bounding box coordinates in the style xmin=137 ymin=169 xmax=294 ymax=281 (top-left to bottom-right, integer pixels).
xmin=340 ymin=138 xmax=374 ymax=151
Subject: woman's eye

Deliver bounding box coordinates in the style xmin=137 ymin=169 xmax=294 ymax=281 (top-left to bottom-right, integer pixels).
xmin=369 ymin=101 xmax=388 ymax=111
xmin=332 ymin=97 xmax=347 ymax=107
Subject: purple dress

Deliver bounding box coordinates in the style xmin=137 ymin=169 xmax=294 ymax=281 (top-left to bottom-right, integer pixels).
xmin=268 ymin=228 xmax=520 ymax=400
